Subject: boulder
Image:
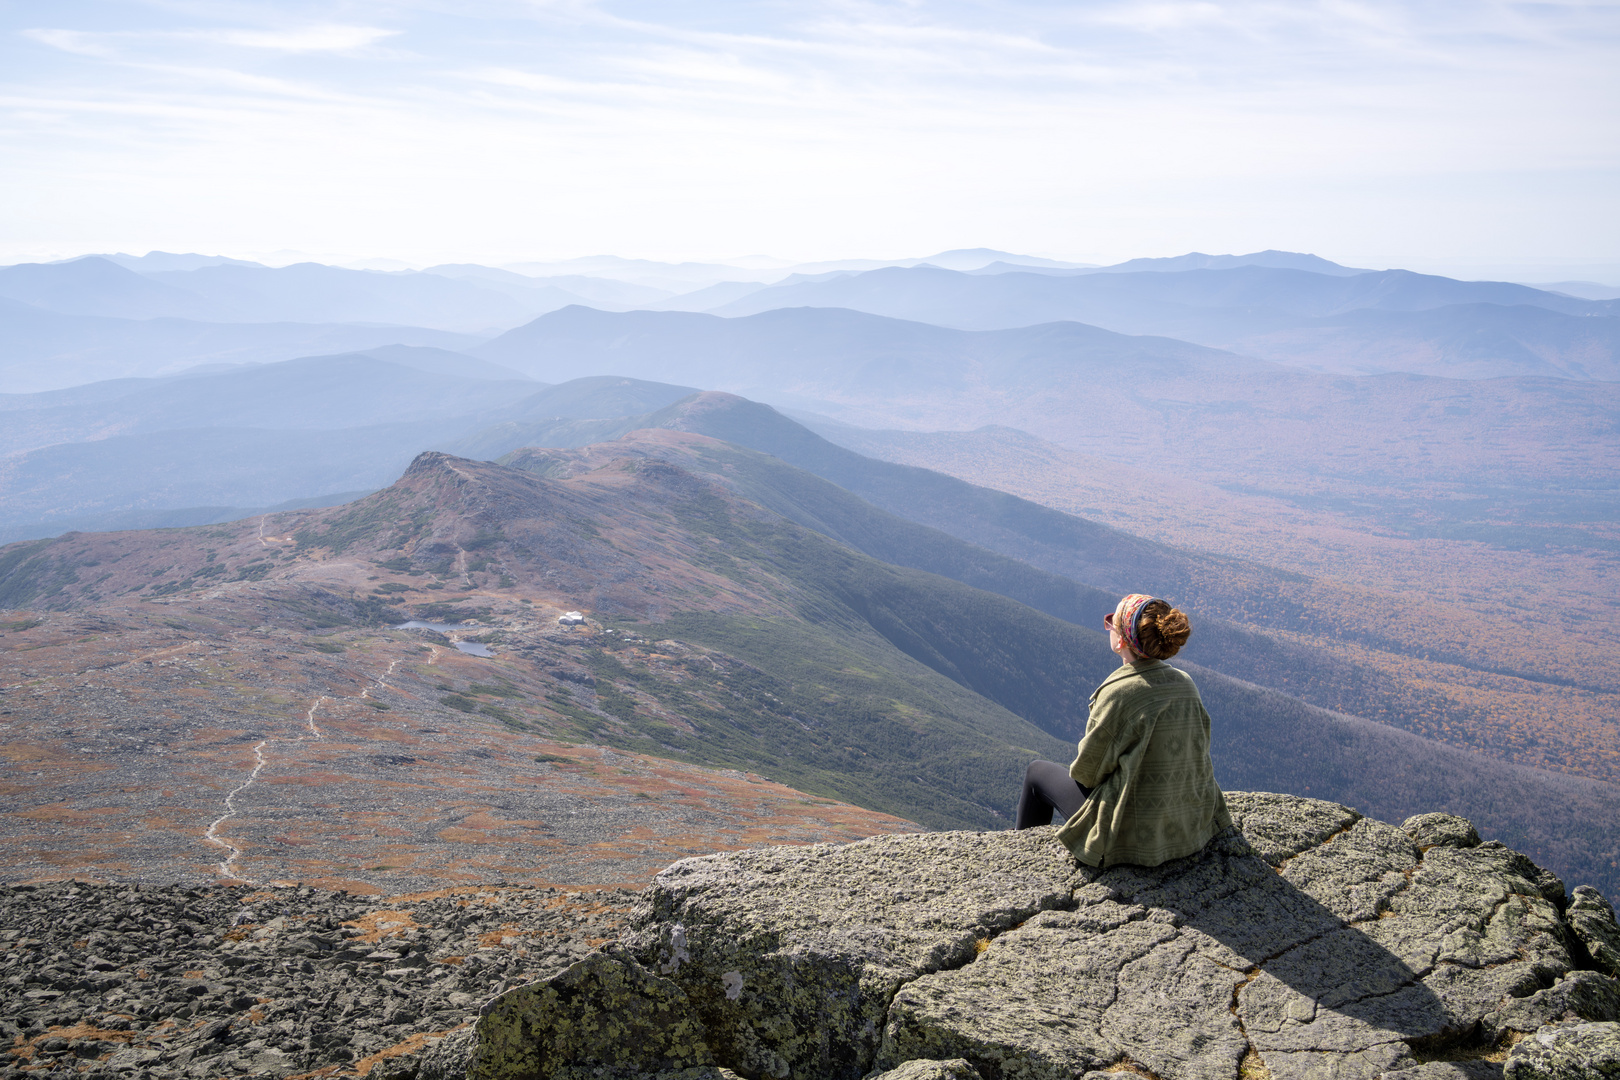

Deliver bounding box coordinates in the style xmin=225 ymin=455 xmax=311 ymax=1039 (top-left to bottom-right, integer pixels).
xmin=1503 ymin=1020 xmax=1620 ymax=1079
xmin=1568 ymin=886 xmax=1620 ymax=978
xmin=1404 ymin=813 xmax=1483 ymax=851
xmin=467 ymin=793 xmax=1620 ymax=1080
xmin=868 ymin=1060 xmax=983 ymax=1080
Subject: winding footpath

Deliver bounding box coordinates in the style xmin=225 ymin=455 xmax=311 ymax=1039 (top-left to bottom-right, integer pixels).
xmin=202 ymin=654 xmax=404 ymax=883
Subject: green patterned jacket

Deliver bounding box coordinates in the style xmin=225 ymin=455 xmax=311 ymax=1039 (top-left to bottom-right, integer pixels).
xmin=1056 ymin=658 xmax=1232 ymax=868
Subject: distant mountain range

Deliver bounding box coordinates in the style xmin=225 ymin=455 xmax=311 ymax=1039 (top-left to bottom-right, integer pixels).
xmin=6 ymin=297 xmax=1617 ymax=536
xmin=3 ymin=249 xmax=1615 ymax=394
xmin=701 ymin=264 xmax=1619 ymax=378
xmin=0 ymin=248 xmax=1091 ymax=335
xmin=0 ymin=369 xmax=698 ymax=535
xmin=0 ymin=295 xmax=485 ymax=392
xmin=470 ymin=305 xmax=1620 ymax=497
xmin=4 ymin=441 xmax=1614 ymax=897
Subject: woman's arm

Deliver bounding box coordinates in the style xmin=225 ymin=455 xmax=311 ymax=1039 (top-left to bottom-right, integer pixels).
xmin=1069 ymin=687 xmax=1141 ymax=789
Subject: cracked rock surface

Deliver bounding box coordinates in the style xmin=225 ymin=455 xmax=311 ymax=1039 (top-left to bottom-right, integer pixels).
xmin=470 ymin=793 xmax=1620 ymax=1080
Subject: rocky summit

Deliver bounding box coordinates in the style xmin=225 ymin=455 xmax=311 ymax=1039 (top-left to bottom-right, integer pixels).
xmin=459 ymin=793 xmax=1620 ymax=1080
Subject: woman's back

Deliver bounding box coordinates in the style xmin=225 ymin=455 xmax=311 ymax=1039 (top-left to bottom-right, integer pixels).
xmin=1057 ymin=658 xmax=1230 ymax=868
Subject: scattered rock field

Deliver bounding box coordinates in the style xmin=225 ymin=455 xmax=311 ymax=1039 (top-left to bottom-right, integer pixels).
xmin=1 ymin=880 xmax=637 ymax=1079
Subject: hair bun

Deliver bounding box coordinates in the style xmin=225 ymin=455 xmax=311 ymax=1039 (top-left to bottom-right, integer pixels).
xmin=1138 ymin=601 xmax=1191 ymax=659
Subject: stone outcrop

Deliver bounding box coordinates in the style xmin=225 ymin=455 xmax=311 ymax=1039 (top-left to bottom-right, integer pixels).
xmin=1502 ymin=1020 xmax=1620 ymax=1078
xmin=467 ymin=794 xmax=1620 ymax=1080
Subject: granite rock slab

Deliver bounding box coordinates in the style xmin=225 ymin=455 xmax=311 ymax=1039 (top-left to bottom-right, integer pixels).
xmin=468 ymin=793 xmax=1620 ymax=1080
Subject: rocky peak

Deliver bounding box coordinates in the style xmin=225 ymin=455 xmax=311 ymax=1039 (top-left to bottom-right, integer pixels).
xmin=455 ymin=792 xmax=1620 ymax=1080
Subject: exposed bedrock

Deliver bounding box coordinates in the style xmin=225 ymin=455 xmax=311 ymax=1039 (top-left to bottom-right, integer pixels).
xmin=465 ymin=794 xmax=1620 ymax=1080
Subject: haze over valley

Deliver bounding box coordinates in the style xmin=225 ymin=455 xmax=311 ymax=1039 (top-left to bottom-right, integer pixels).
xmin=1 ymin=243 xmax=1617 ymax=906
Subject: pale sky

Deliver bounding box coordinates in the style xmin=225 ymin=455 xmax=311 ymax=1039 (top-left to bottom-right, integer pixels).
xmin=3 ymin=1 xmax=1617 ymax=277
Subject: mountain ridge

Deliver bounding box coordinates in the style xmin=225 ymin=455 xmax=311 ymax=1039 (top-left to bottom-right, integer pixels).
xmin=4 ymin=444 xmax=1615 ymax=896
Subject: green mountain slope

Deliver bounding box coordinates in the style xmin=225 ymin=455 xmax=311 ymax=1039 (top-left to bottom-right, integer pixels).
xmin=493 ymin=401 xmax=1614 ymax=793
xmin=498 ymin=434 xmax=1620 ymax=894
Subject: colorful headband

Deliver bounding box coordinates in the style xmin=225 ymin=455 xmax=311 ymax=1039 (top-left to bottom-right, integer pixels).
xmin=1113 ymin=593 xmax=1160 ymax=656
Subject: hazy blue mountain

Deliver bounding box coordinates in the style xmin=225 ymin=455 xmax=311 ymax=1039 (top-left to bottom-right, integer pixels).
xmin=418 ymin=264 xmax=641 ymax=311
xmin=0 ymin=258 xmax=217 ymax=320
xmin=1236 ymin=302 xmax=1620 ymax=379
xmin=1091 ymin=250 xmax=1369 ymax=275
xmin=962 ymin=249 xmax=1366 ymax=277
xmin=709 ymin=264 xmax=1600 ymax=329
xmin=0 ymin=489 xmax=373 ymax=545
xmin=491 ymin=250 xmax=1088 ymax=293
xmin=498 ymin=374 xmax=699 ymax=419
xmin=0 ymin=422 xmax=467 ymax=526
xmin=910 ymin=248 xmax=1091 ymax=271
xmin=434 ymin=376 xmax=702 ymax=460
xmin=0 ymin=365 xmax=690 ymax=467
xmin=0 ymin=371 xmax=698 ymax=532
xmin=649 ymin=280 xmax=779 ymax=311
xmin=0 ymin=257 xmax=601 ymax=332
xmin=697 ymin=263 xmax=1616 ymax=377
xmin=94 ymin=251 xmax=264 ymax=273
xmin=358 ymin=344 xmax=533 ymax=382
xmin=0 ymin=298 xmax=486 ymax=392
xmin=465 ymin=305 xmax=1620 ymax=500
xmin=1528 ymin=280 xmax=1620 ymax=301
xmin=139 ymin=262 xmax=536 ymax=331
xmin=0 ymin=354 xmax=539 ymax=459
xmin=423 ymin=264 xmax=674 ymax=307
xmin=471 ymin=304 xmax=1263 ymax=401
xmin=500 ymin=256 xmax=786 ymax=293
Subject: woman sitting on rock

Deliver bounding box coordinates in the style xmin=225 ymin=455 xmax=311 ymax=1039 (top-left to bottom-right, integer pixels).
xmin=1015 ymin=593 xmax=1231 ymax=868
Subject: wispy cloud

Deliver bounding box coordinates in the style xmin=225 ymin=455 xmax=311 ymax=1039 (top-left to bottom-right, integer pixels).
xmin=2 ymin=0 xmax=1617 ymax=264
xmin=188 ymin=24 xmax=400 ymax=53
xmin=21 ymin=28 xmax=117 ymax=58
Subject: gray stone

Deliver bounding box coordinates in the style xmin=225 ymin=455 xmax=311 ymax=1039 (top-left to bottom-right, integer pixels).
xmin=469 ymin=948 xmax=713 ymax=1080
xmin=550 ymin=1070 xmax=746 ymax=1080
xmin=866 ymin=1060 xmax=983 ymax=1080
xmin=1568 ymin=887 xmax=1620 ymax=979
xmin=1503 ymin=1020 xmax=1620 ymax=1079
xmin=1485 ymin=970 xmax=1620 ymax=1040
xmin=1405 ymin=813 xmax=1483 ymax=851
xmin=876 ymin=908 xmax=1187 ymax=1080
xmin=447 ymin=794 xmax=1620 ymax=1080
xmin=1385 ymin=1062 xmax=1503 ymax=1080
xmin=1271 ymin=815 xmax=1418 ymax=928
xmin=107 ymin=1047 xmax=162 ymax=1069
xmin=1224 ymin=792 xmax=1358 ymax=867
xmin=418 ymin=1030 xmax=479 ymax=1080
xmin=617 ymin=827 xmax=1086 ymax=1080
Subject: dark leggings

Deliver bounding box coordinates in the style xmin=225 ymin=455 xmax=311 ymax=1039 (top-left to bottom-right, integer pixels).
xmin=1015 ymin=759 xmax=1092 ymax=829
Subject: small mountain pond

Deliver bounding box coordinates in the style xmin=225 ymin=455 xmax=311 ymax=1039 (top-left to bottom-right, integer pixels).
xmin=394 ymin=620 xmax=495 ymax=657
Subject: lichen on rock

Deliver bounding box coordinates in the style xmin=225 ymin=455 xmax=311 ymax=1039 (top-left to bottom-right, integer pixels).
xmin=867 ymin=1059 xmax=984 ymax=1080
xmin=1502 ymin=1020 xmax=1620 ymax=1079
xmin=468 ymin=947 xmax=713 ymax=1080
xmin=1567 ymin=886 xmax=1620 ymax=979
xmin=465 ymin=793 xmax=1620 ymax=1080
